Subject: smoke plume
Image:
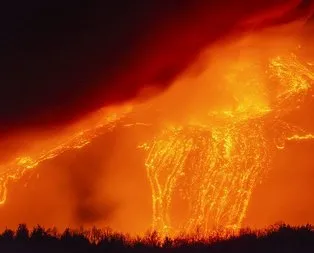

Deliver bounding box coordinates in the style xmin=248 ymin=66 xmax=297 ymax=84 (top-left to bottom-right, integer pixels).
xmin=0 ymin=0 xmax=313 ymax=136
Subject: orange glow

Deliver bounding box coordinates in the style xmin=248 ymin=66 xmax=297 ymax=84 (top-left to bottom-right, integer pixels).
xmin=0 ymin=23 xmax=314 ymax=237
xmin=139 ymin=48 xmax=314 ymax=236
xmin=0 ymin=105 xmax=132 ymax=205
xmin=287 ymin=133 xmax=314 ymax=141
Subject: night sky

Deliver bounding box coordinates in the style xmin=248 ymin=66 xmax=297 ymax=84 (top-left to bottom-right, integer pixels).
xmin=0 ymin=0 xmax=313 ymax=136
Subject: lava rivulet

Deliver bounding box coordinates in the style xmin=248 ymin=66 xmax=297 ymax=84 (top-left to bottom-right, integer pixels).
xmin=286 ymin=133 xmax=314 ymax=141
xmin=0 ymin=105 xmax=132 ymax=204
xmin=142 ymin=121 xmax=269 ymax=235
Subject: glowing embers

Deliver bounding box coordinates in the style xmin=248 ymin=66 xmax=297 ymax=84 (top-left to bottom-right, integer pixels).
xmin=143 ymin=118 xmax=270 ymax=236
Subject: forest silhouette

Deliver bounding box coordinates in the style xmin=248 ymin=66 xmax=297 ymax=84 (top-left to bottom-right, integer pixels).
xmin=0 ymin=223 xmax=314 ymax=253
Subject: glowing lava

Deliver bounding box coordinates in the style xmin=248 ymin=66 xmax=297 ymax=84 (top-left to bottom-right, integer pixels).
xmin=0 ymin=38 xmax=314 ymax=238
xmin=141 ymin=52 xmax=314 ymax=236
xmin=0 ymin=105 xmax=132 ymax=204
xmin=287 ymin=133 xmax=314 ymax=141
xmin=143 ymin=121 xmax=270 ymax=235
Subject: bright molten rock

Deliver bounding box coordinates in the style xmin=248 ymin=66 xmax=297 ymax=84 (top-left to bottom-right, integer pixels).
xmin=142 ymin=53 xmax=314 ymax=235
xmin=0 ymin=40 xmax=314 ymax=237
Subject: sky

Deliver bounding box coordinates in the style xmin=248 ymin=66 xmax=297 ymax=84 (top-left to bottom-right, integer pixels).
xmin=1 ymin=0 xmax=313 ymax=136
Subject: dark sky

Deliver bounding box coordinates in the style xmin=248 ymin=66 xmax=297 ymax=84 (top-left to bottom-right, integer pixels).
xmin=1 ymin=0 xmax=313 ymax=136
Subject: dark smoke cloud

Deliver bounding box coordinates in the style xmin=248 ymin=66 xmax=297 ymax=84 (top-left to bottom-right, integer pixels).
xmin=0 ymin=0 xmax=313 ymax=136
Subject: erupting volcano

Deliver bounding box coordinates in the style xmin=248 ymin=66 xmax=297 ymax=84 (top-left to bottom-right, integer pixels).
xmin=1 ymin=29 xmax=314 ymax=236
xmin=1 ymin=1 xmax=314 ymax=243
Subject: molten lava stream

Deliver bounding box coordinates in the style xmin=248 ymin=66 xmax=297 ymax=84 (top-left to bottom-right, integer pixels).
xmin=0 ymin=105 xmax=132 ymax=205
xmin=143 ymin=119 xmax=271 ymax=236
xmin=1 ymin=37 xmax=314 ymax=238
xmin=140 ymin=49 xmax=314 ymax=236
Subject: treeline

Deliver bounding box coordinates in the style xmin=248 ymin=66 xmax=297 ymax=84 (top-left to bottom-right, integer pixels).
xmin=0 ymin=224 xmax=314 ymax=253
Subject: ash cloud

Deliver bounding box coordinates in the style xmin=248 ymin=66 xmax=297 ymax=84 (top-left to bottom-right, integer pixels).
xmin=0 ymin=0 xmax=313 ymax=136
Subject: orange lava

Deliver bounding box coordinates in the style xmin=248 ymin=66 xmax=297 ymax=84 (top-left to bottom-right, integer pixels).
xmin=0 ymin=105 xmax=132 ymax=204
xmin=0 ymin=23 xmax=314 ymax=237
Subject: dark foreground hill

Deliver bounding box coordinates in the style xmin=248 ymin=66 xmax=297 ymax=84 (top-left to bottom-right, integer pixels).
xmin=0 ymin=224 xmax=314 ymax=253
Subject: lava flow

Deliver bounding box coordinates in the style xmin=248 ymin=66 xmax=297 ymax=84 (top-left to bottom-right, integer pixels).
xmin=0 ymin=29 xmax=314 ymax=237
xmin=141 ymin=51 xmax=314 ymax=236
xmin=0 ymin=105 xmax=132 ymax=205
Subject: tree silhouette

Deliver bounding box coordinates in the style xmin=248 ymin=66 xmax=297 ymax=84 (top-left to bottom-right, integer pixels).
xmin=0 ymin=224 xmax=313 ymax=252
